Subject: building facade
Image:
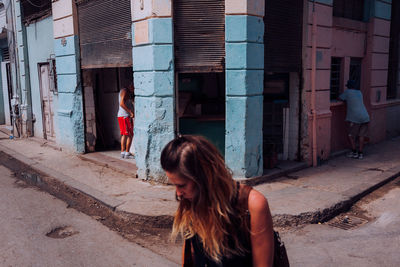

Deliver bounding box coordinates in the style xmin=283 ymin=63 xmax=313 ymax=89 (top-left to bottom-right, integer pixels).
xmin=4 ymin=0 xmax=400 ymax=182
xmin=304 ymin=0 xmax=400 ymax=166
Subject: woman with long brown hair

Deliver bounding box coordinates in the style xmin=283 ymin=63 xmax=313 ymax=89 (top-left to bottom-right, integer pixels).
xmin=161 ymin=135 xmax=274 ymax=266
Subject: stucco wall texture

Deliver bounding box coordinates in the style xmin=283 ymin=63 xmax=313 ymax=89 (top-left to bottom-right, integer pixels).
xmin=132 ymin=1 xmax=175 ymax=182
xmin=52 ymin=0 xmax=84 ymax=152
xmin=225 ymin=14 xmax=264 ymax=178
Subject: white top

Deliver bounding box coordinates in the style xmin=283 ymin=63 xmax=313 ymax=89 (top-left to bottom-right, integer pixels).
xmin=117 ymin=88 xmax=134 ymax=117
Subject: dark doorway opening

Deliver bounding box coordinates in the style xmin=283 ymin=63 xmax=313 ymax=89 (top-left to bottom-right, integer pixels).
xmin=176 ymin=72 xmax=225 ymax=155
xmin=83 ymin=67 xmax=133 ymax=152
xmin=263 ymin=73 xmax=289 ymax=168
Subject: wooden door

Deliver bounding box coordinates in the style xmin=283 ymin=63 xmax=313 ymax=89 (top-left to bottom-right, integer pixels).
xmin=39 ymin=63 xmax=55 ymax=140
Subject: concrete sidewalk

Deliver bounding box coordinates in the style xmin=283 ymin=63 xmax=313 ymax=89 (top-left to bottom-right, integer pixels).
xmin=0 ymin=129 xmax=399 ymax=227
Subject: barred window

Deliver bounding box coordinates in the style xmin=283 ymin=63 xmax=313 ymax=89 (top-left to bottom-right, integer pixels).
xmin=330 ymin=57 xmax=342 ymax=100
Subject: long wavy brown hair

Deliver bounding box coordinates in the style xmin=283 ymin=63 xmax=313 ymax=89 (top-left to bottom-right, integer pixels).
xmin=160 ymin=135 xmax=248 ymax=262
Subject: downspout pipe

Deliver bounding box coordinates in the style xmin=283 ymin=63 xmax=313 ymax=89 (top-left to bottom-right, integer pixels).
xmin=311 ymin=0 xmax=317 ymax=166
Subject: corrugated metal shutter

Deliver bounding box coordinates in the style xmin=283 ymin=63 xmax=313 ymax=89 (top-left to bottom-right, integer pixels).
xmin=76 ymin=0 xmax=132 ymax=69
xmin=173 ymin=0 xmax=225 ymax=73
xmin=264 ymin=0 xmax=303 ymax=72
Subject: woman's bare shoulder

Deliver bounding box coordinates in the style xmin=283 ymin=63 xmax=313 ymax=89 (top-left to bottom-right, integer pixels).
xmin=247 ymin=188 xmax=270 ymax=213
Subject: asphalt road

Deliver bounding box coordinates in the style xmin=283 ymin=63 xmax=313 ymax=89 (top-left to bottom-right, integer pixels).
xmin=0 ymin=165 xmax=178 ymax=267
xmin=2 ymin=151 xmax=399 ymax=267
xmin=282 ymin=176 xmax=400 ymax=267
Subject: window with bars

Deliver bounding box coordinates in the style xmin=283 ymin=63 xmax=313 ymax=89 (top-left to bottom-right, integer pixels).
xmin=330 ymin=57 xmax=342 ymax=100
xmin=333 ymin=0 xmax=364 ymax=21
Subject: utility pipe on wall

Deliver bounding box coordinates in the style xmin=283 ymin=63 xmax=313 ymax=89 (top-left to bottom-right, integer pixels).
xmin=311 ymin=0 xmax=317 ymax=166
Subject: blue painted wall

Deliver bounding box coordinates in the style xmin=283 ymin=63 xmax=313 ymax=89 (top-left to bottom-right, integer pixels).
xmin=54 ymin=35 xmax=85 ymax=152
xmin=365 ymin=0 xmax=392 ymax=20
xmin=26 ymin=16 xmax=56 ymax=138
xmin=314 ymin=0 xmax=333 ymax=5
xmin=374 ymin=0 xmax=392 ymax=19
xmin=225 ymin=15 xmax=264 ymax=178
xmin=133 ymin=17 xmax=175 ymax=182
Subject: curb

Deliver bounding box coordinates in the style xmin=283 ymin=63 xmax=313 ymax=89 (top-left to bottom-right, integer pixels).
xmin=1 ymin=142 xmax=399 ymax=228
xmin=0 ymin=146 xmax=174 ymax=229
xmin=272 ymin=165 xmax=400 ymax=227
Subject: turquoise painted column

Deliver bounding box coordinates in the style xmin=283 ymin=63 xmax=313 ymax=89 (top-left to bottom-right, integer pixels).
xmin=132 ymin=0 xmax=174 ymax=182
xmin=225 ymin=0 xmax=265 ymax=178
xmin=52 ymin=0 xmax=84 ymax=152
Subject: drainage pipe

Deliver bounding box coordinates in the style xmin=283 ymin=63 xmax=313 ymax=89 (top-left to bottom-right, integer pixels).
xmin=311 ymin=1 xmax=317 ymax=166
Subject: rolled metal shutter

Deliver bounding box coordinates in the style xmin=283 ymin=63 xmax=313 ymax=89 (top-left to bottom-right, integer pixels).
xmin=76 ymin=0 xmax=132 ymax=69
xmin=173 ymin=0 xmax=225 ymax=73
xmin=264 ymin=0 xmax=303 ymax=72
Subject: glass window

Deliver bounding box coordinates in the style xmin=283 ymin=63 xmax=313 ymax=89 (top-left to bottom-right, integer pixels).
xmin=350 ymin=58 xmax=362 ymax=90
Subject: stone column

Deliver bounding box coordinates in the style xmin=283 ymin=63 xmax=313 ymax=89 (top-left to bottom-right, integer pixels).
xmin=302 ymin=0 xmax=334 ymax=164
xmin=225 ymin=0 xmax=265 ymax=178
xmin=132 ymin=0 xmax=174 ymax=182
xmin=52 ymin=0 xmax=85 ymax=152
xmin=364 ymin=0 xmax=392 ymax=143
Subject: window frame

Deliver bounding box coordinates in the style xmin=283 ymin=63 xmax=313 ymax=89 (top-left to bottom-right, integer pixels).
xmin=349 ymin=57 xmax=362 ymax=90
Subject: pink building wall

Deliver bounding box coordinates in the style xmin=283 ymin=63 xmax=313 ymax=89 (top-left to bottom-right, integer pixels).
xmin=302 ymin=0 xmax=396 ymax=165
xmin=302 ymin=1 xmax=333 ymax=164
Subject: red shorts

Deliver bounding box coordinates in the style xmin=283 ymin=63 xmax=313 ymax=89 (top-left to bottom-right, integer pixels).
xmin=118 ymin=117 xmax=133 ymax=136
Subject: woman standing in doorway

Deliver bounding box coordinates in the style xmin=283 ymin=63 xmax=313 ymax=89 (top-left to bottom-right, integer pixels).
xmin=117 ymin=83 xmax=135 ymax=159
xmin=161 ymin=135 xmax=274 ymax=267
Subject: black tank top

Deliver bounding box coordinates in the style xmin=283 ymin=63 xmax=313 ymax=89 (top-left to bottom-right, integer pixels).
xmin=189 ymin=183 xmax=253 ymax=267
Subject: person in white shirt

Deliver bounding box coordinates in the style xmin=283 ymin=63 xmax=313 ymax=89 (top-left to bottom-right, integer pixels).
xmin=338 ymin=80 xmax=370 ymax=159
xmin=117 ymin=83 xmax=135 ymax=159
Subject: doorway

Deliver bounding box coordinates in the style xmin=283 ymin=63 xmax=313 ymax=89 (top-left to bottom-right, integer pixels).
xmin=176 ymin=72 xmax=225 ymax=155
xmin=82 ymin=67 xmax=133 ymax=152
xmin=263 ymin=72 xmax=300 ymax=170
xmin=1 ymin=62 xmax=12 ymax=126
xmin=173 ymin=0 xmax=226 ymax=154
xmin=263 ymin=74 xmax=289 ymax=166
xmin=38 ymin=63 xmax=55 ymax=141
